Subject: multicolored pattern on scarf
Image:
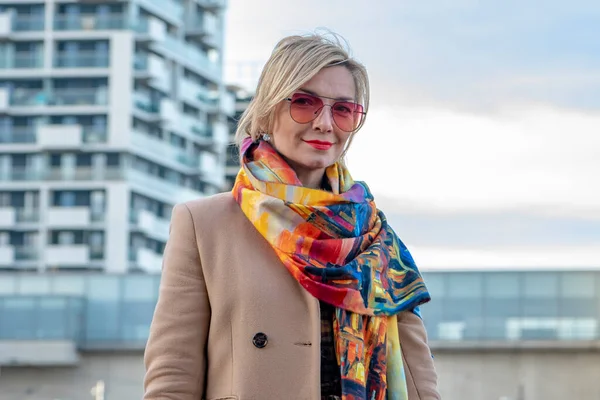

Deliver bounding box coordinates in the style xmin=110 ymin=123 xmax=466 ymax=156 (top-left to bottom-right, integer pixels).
xmin=232 ymin=137 xmax=431 ymax=400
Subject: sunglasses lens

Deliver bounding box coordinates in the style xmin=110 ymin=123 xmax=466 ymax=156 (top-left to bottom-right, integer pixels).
xmin=289 ymin=93 xmax=364 ymax=132
xmin=289 ymin=93 xmax=322 ymax=124
xmin=332 ymin=102 xmax=364 ymax=132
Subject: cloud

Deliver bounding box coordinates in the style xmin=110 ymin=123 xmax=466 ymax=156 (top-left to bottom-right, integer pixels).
xmin=411 ymin=244 xmax=600 ymax=270
xmin=347 ymin=103 xmax=600 ymax=216
xmin=224 ymin=0 xmax=600 ymax=110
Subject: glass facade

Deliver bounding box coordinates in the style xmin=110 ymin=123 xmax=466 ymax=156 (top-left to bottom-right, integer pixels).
xmin=1 ymin=270 xmax=598 ymax=350
xmin=0 ymin=273 xmax=160 ymax=349
xmin=421 ymin=271 xmax=600 ymax=342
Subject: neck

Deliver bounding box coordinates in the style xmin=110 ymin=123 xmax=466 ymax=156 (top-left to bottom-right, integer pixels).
xmin=277 ymin=152 xmax=326 ymax=189
xmin=296 ymin=169 xmax=327 ymax=189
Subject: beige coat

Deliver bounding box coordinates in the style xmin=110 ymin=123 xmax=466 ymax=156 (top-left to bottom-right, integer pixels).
xmin=143 ymin=193 xmax=441 ymax=400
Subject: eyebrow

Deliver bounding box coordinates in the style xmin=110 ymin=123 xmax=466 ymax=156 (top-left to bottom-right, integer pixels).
xmin=298 ymin=88 xmax=354 ymax=102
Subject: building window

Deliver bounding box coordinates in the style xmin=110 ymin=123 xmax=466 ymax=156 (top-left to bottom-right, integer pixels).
xmin=50 ymin=153 xmax=62 ymax=167
xmin=106 ymin=153 xmax=120 ymax=166
xmin=52 ymin=190 xmax=95 ymax=207
xmin=57 ymin=231 xmax=74 ymax=245
xmin=55 ymin=191 xmax=75 ymax=206
xmin=76 ymin=153 xmax=92 ymax=167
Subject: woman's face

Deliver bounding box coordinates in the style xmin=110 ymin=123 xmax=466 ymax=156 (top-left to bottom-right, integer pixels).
xmin=270 ymin=66 xmax=358 ymax=187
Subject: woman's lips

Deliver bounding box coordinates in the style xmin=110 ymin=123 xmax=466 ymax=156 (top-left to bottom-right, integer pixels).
xmin=303 ymin=140 xmax=333 ymax=150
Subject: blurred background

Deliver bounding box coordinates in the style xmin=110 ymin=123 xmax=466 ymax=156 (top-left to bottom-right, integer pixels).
xmin=0 ymin=0 xmax=598 ymax=399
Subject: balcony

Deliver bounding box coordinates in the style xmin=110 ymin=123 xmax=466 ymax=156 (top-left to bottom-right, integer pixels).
xmin=46 ymin=245 xmax=89 ymax=266
xmin=47 ymin=207 xmax=103 ymax=227
xmin=136 ymin=0 xmax=184 ymax=23
xmin=134 ymin=52 xmax=171 ymax=93
xmin=0 ymin=52 xmax=43 ymax=69
xmin=184 ymin=16 xmax=221 ymax=47
xmin=126 ymin=169 xmax=203 ymax=204
xmin=82 ymin=125 xmax=108 ymax=144
xmin=51 ymin=88 xmax=108 ymax=106
xmin=54 ymin=51 xmax=109 ymax=68
xmin=0 ymin=166 xmax=123 ymax=182
xmin=133 ymin=16 xmax=167 ymax=43
xmin=38 ymin=124 xmax=82 ymax=148
xmin=161 ymin=35 xmax=219 ymax=79
xmin=0 ymin=167 xmax=43 ymax=181
xmin=135 ymin=247 xmax=163 ymax=273
xmin=9 ymin=88 xmax=108 ymax=107
xmin=178 ymin=78 xmax=216 ymax=109
xmin=0 ymin=246 xmax=14 ymax=264
xmin=35 ymin=124 xmax=107 ymax=148
xmin=178 ymin=113 xmax=209 ymax=139
xmin=54 ymin=14 xmax=126 ymax=31
xmin=0 ymin=13 xmax=45 ymax=34
xmin=131 ymin=209 xmax=170 ymax=242
xmin=45 ymin=167 xmax=123 ymax=181
xmin=12 ymin=15 xmax=45 ymax=32
xmin=0 ymin=127 xmax=36 ymax=144
xmin=131 ymin=131 xmax=200 ymax=169
xmin=0 ymin=208 xmax=39 ymax=226
xmin=14 ymin=246 xmax=38 ymax=261
xmin=132 ymin=91 xmax=160 ymax=114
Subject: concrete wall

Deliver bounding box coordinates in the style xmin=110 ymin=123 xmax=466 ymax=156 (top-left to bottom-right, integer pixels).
xmin=433 ymin=349 xmax=600 ymax=400
xmin=2 ymin=349 xmax=600 ymax=399
xmin=0 ymin=352 xmax=145 ymax=400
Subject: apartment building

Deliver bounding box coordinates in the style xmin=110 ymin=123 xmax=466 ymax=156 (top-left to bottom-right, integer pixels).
xmin=224 ymin=83 xmax=251 ymax=189
xmin=0 ymin=0 xmax=234 ymax=273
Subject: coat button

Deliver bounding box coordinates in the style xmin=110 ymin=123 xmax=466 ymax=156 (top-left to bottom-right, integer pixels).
xmin=252 ymin=332 xmax=268 ymax=348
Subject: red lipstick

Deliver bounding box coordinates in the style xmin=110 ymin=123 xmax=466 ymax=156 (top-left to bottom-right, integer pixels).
xmin=303 ymin=140 xmax=333 ymax=150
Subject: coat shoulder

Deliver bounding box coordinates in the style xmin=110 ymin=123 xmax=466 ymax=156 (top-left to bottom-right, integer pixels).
xmin=176 ymin=192 xmax=241 ymax=236
xmin=183 ymin=192 xmax=237 ymax=216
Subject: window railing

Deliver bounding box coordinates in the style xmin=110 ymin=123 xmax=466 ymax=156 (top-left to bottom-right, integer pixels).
xmin=82 ymin=126 xmax=108 ymax=143
xmin=12 ymin=15 xmax=45 ymax=31
xmin=14 ymin=246 xmax=38 ymax=261
xmin=54 ymin=14 xmax=126 ymax=31
xmin=51 ymin=88 xmax=108 ymax=106
xmin=8 ymin=88 xmax=108 ymax=107
xmin=0 ymin=127 xmax=36 ymax=143
xmin=9 ymin=88 xmax=46 ymax=106
xmin=54 ymin=51 xmax=109 ymax=68
xmin=15 ymin=208 xmax=40 ymax=223
xmin=0 ymin=52 xmax=43 ymax=69
xmin=0 ymin=167 xmax=43 ymax=181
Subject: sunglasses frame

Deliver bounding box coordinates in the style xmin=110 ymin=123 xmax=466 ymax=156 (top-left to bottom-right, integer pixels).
xmin=285 ymin=92 xmax=366 ymax=132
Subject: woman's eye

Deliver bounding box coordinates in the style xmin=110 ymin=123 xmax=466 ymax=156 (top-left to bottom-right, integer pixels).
xmin=294 ymin=97 xmax=313 ymax=105
xmin=334 ymin=105 xmax=351 ymax=114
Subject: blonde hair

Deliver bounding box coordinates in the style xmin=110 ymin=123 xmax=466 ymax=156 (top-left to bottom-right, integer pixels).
xmin=234 ymin=31 xmax=370 ymax=160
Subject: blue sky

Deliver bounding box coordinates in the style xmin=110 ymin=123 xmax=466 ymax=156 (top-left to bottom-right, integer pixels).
xmin=223 ymin=0 xmax=600 ymax=269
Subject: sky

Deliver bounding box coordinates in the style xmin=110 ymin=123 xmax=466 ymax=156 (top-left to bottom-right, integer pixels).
xmin=223 ymin=0 xmax=600 ymax=270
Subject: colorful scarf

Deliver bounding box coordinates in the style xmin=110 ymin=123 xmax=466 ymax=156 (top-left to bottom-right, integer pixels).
xmin=232 ymin=137 xmax=430 ymax=400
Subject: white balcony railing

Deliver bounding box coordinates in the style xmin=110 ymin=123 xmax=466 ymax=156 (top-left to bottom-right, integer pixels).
xmin=132 ymin=131 xmax=200 ymax=169
xmin=0 ymin=246 xmax=15 ymax=264
xmin=54 ymin=14 xmax=126 ymax=31
xmin=47 ymin=207 xmax=96 ymax=227
xmin=46 ymin=245 xmax=89 ymax=266
xmin=0 ymin=208 xmax=15 ymax=226
xmin=136 ymin=209 xmax=170 ymax=242
xmin=136 ymin=247 xmax=163 ymax=273
xmin=126 ymin=169 xmax=202 ymax=204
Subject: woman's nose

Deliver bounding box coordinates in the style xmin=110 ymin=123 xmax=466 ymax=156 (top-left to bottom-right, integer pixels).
xmin=312 ymin=105 xmax=334 ymax=133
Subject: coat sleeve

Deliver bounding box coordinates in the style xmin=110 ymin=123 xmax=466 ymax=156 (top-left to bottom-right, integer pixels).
xmin=143 ymin=203 xmax=211 ymax=400
xmin=398 ymin=310 xmax=441 ymax=400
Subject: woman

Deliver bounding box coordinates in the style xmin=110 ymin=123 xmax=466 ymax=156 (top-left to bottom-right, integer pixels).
xmin=144 ymin=32 xmax=440 ymax=400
